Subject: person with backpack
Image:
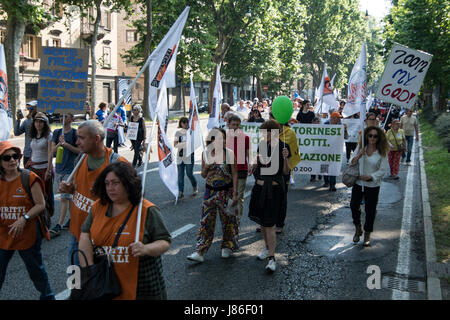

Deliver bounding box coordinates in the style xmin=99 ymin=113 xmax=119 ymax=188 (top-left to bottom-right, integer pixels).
xmin=50 ymin=113 xmax=80 ymax=238
xmin=0 ymin=141 xmax=55 ymax=300
xmin=58 ymin=120 xmax=129 ymax=266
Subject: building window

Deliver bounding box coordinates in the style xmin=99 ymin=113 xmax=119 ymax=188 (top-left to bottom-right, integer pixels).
xmin=21 ymin=35 xmax=41 ymax=59
xmin=102 ymin=10 xmax=112 ymax=30
xmin=101 ymin=46 xmax=111 ymax=69
xmin=26 ymin=83 xmax=38 ymax=100
xmin=51 ymin=39 xmax=61 ymax=47
xmin=126 ymin=30 xmax=138 ymax=42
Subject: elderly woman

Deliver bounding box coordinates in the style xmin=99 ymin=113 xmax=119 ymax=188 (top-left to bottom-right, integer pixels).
xmin=350 ymin=126 xmax=389 ymax=246
xmin=129 ymin=104 xmax=146 ymax=167
xmin=78 ymin=162 xmax=171 ymax=300
xmin=0 ymin=141 xmax=54 ymax=300
xmin=386 ymin=119 xmax=406 ymax=179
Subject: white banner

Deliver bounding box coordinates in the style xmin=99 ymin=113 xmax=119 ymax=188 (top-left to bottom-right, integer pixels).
xmin=127 ymin=122 xmax=139 ymax=141
xmin=186 ymin=75 xmax=203 ymax=156
xmin=343 ymin=42 xmax=367 ymax=118
xmin=148 ymin=7 xmax=190 ymax=119
xmin=241 ymin=122 xmax=345 ymax=176
xmin=375 ymin=43 xmax=432 ymax=109
xmin=341 ymin=118 xmax=360 ymax=143
xmin=207 ymin=64 xmax=223 ymax=130
xmin=0 ymin=44 xmax=13 ymax=142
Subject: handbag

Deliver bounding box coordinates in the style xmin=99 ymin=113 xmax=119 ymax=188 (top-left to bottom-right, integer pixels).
xmin=69 ymin=205 xmax=136 ymax=300
xmin=342 ymin=161 xmax=359 ymax=187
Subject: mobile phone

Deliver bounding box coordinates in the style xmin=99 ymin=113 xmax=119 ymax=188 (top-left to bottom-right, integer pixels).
xmin=17 ymin=110 xmax=24 ymax=120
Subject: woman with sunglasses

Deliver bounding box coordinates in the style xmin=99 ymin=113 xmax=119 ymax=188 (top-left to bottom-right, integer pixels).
xmin=349 ymin=126 xmax=389 ymax=246
xmin=0 ymin=141 xmax=55 ymax=299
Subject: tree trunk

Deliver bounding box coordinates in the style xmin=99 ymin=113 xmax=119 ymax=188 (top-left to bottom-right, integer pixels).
xmin=4 ymin=15 xmax=25 ymax=123
xmin=143 ymin=0 xmax=152 ymax=120
xmin=90 ymin=0 xmax=102 ymax=114
xmin=180 ymin=66 xmax=185 ymax=116
xmin=256 ymin=76 xmax=262 ymax=100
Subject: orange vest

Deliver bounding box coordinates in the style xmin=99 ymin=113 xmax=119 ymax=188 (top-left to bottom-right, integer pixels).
xmin=69 ymin=147 xmax=127 ymax=242
xmin=90 ymin=199 xmax=155 ymax=300
xmin=0 ymin=172 xmax=44 ymax=250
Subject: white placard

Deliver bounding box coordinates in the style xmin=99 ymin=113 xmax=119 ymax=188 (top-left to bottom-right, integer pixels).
xmin=127 ymin=122 xmax=139 ymax=140
xmin=375 ymin=43 xmax=432 ymax=108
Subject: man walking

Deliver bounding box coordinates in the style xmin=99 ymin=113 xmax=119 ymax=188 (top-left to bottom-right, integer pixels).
xmin=50 ymin=113 xmax=80 ymax=238
xmin=400 ymin=109 xmax=418 ymax=164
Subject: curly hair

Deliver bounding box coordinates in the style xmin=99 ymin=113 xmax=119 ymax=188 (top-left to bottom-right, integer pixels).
xmin=92 ymin=162 xmax=142 ymax=205
xmin=359 ymin=126 xmax=389 ymax=157
xmin=30 ymin=117 xmax=51 ymax=139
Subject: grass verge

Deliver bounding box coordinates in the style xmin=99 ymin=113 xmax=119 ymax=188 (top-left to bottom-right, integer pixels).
xmin=419 ymin=117 xmax=450 ymax=264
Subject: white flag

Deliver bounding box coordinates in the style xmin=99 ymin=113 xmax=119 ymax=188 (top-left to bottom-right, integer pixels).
xmin=156 ymin=80 xmax=179 ymax=199
xmin=342 ymin=43 xmax=367 ymax=118
xmin=0 ymin=44 xmax=12 ymax=142
xmin=207 ymin=64 xmax=222 ymax=130
xmin=186 ymin=75 xmax=203 ymax=156
xmin=366 ymin=90 xmax=374 ymax=112
xmin=314 ymin=63 xmax=338 ymax=114
xmin=148 ymin=7 xmax=190 ymax=119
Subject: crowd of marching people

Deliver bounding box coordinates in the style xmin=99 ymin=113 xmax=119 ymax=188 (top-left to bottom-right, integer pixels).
xmin=0 ymin=95 xmax=419 ymax=299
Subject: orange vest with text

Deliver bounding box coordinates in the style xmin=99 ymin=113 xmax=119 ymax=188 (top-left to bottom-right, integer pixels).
xmin=89 ymin=199 xmax=155 ymax=300
xmin=0 ymin=172 xmax=44 ymax=250
xmin=69 ymin=147 xmax=127 ymax=242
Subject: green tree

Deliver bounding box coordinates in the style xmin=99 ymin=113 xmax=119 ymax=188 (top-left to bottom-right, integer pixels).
xmin=0 ymin=0 xmax=53 ymax=121
xmin=383 ymin=0 xmax=449 ymax=110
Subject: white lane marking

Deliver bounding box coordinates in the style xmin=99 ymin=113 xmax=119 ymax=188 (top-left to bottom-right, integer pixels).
xmin=56 ymin=222 xmax=197 ymax=300
xmin=392 ymin=148 xmax=415 ymax=300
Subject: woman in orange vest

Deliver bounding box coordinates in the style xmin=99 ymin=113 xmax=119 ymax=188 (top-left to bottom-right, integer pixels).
xmin=78 ymin=162 xmax=171 ymax=300
xmin=0 ymin=141 xmax=54 ymax=299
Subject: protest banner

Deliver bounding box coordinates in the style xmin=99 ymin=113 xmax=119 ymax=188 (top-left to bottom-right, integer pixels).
xmin=241 ymin=122 xmax=345 ymax=176
xmin=375 ymin=43 xmax=432 ymax=108
xmin=37 ymin=47 xmax=89 ymax=114
xmin=126 ymin=122 xmax=139 ymax=140
xmin=341 ymin=118 xmax=360 ymax=143
xmin=116 ymin=76 xmax=132 ymax=112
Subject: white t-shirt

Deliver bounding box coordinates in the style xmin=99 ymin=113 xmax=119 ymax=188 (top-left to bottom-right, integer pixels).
xmin=350 ymin=147 xmax=388 ymax=188
xmin=30 ymin=133 xmax=53 ymax=169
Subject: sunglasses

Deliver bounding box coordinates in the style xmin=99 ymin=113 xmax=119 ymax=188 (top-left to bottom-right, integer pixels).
xmin=367 ymin=134 xmax=378 ymax=139
xmin=1 ymin=153 xmax=20 ymax=161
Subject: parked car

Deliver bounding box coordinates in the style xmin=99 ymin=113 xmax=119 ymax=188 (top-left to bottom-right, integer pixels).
xmin=198 ymin=102 xmax=209 ymax=113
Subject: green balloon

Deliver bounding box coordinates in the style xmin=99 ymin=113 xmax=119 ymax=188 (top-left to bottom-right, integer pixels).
xmin=271 ymin=96 xmax=293 ymax=124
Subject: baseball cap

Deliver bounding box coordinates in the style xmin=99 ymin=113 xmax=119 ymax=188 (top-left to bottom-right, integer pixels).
xmin=34 ymin=112 xmax=49 ymax=124
xmin=0 ymin=141 xmax=21 ymax=157
xmin=330 ymin=112 xmax=343 ymax=119
xmin=26 ymin=100 xmax=38 ymax=109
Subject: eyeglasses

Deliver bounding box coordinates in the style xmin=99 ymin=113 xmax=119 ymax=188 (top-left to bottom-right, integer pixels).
xmin=368 ymin=134 xmax=378 ymax=139
xmin=1 ymin=153 xmax=20 ymax=161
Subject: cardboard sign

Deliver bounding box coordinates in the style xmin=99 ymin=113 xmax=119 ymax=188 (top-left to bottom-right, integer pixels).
xmin=37 ymin=47 xmax=89 ymax=114
xmin=375 ymin=43 xmax=432 ymax=108
xmin=127 ymin=122 xmax=139 ymax=140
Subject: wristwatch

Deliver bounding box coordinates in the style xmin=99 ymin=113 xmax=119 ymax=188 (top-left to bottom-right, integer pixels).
xmin=23 ymin=214 xmax=30 ymax=222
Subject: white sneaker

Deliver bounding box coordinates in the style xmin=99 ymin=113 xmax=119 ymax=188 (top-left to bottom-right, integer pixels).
xmin=257 ymin=248 xmax=269 ymax=260
xmin=265 ymin=258 xmax=276 ymax=273
xmin=187 ymin=252 xmax=204 ymax=263
xmin=221 ymin=248 xmax=232 ymax=258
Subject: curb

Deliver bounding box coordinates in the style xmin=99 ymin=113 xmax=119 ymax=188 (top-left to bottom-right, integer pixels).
xmin=418 ymin=131 xmax=443 ymax=300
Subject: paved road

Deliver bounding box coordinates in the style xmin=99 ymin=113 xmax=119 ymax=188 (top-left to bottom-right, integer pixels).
xmin=0 ymin=119 xmax=427 ymax=300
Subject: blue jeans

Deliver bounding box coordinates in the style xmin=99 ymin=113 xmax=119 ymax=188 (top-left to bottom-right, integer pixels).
xmin=402 ymin=135 xmax=414 ymax=162
xmin=0 ymin=221 xmax=55 ymax=300
xmin=177 ymin=154 xmax=197 ymax=193
xmin=68 ymin=234 xmax=80 ymax=267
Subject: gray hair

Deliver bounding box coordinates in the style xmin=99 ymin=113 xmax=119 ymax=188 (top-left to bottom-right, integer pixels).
xmin=78 ymin=120 xmax=105 ymax=140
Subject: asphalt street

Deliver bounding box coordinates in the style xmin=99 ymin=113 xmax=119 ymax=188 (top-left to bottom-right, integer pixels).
xmin=0 ymin=119 xmax=427 ymax=300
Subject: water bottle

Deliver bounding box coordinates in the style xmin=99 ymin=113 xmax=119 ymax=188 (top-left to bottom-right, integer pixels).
xmin=56 ymin=146 xmax=64 ymax=164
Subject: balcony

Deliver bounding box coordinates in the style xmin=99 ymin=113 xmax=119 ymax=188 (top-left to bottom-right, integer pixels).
xmin=81 ymin=22 xmax=105 ymax=42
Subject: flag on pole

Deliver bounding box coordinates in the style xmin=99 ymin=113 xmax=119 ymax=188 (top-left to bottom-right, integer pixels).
xmin=0 ymin=44 xmax=12 ymax=142
xmin=342 ymin=42 xmax=367 ymax=118
xmin=207 ymin=64 xmax=222 ymax=130
xmin=314 ymin=63 xmax=339 ymax=115
xmin=366 ymin=90 xmax=373 ymax=112
xmin=148 ymin=7 xmax=190 ymax=119
xmin=156 ymin=80 xmax=179 ymax=199
xmin=186 ymin=76 xmax=203 ymax=157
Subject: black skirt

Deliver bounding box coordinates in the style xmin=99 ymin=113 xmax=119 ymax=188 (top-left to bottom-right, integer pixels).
xmin=248 ymin=183 xmax=285 ymax=227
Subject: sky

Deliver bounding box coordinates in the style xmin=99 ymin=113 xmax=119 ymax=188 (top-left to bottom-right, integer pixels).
xmin=359 ymin=0 xmax=392 ymax=21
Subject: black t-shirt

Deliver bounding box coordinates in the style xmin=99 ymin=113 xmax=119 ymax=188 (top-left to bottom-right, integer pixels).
xmin=254 ymin=142 xmax=291 ymax=179
xmin=296 ymin=111 xmax=315 ymax=123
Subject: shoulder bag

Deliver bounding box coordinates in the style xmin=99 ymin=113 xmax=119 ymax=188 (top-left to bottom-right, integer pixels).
xmin=342 ymin=160 xmax=360 ymax=187
xmin=69 ymin=205 xmax=136 ymax=300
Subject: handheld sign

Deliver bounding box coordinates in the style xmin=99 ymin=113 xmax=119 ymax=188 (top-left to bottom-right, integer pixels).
xmin=375 ymin=43 xmax=432 ymax=108
xmin=127 ymin=122 xmax=139 ymax=140
xmin=37 ymin=47 xmax=89 ymax=114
